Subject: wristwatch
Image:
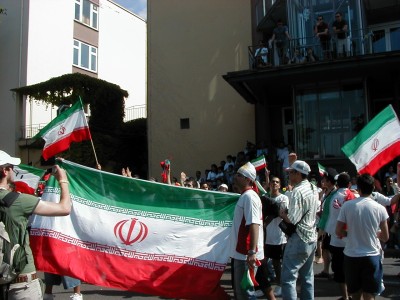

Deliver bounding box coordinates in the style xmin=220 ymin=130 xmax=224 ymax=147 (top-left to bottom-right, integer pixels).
xmin=248 ymin=250 xmax=257 ymax=255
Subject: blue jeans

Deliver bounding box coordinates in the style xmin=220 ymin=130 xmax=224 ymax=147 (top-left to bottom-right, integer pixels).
xmin=281 ymin=233 xmax=316 ymax=300
xmin=232 ymin=258 xmax=258 ymax=300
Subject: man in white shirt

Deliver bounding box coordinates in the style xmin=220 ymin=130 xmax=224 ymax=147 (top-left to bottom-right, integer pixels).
xmin=336 ymin=174 xmax=389 ymax=300
xmin=230 ymin=162 xmax=263 ymax=300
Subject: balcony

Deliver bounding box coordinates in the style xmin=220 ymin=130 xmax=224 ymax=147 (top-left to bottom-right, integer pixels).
xmin=124 ymin=104 xmax=147 ymax=122
xmin=20 ymin=104 xmax=147 ymax=139
xmin=248 ymin=28 xmax=392 ymax=69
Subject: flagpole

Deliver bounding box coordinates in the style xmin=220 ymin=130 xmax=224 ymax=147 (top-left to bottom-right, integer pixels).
xmin=79 ymin=97 xmax=99 ymax=166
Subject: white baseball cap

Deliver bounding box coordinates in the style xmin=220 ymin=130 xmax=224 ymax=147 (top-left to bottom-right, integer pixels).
xmin=286 ymin=160 xmax=311 ymax=175
xmin=0 ymin=151 xmax=21 ymax=167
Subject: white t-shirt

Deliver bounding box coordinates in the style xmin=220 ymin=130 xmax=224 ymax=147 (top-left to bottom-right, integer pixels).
xmin=337 ymin=197 xmax=388 ymax=257
xmin=265 ymin=194 xmax=289 ymax=245
xmin=371 ymin=192 xmax=391 ymax=206
xmin=230 ymin=189 xmax=264 ymax=260
xmin=325 ymin=188 xmax=354 ymax=247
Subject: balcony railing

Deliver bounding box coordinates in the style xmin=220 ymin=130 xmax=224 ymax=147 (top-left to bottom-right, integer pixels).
xmin=21 ymin=104 xmax=147 ymax=139
xmin=124 ymin=104 xmax=147 ymax=122
xmin=21 ymin=123 xmax=48 ymax=139
xmin=249 ymin=28 xmax=388 ymax=69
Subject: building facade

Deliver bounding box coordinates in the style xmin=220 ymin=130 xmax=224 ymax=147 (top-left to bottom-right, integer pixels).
xmin=0 ymin=0 xmax=146 ymax=165
xmin=147 ymin=0 xmax=255 ymax=180
xmin=224 ymin=0 xmax=400 ymax=177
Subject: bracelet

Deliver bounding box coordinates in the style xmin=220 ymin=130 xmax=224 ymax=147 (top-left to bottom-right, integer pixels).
xmin=248 ymin=250 xmax=257 ymax=255
xmin=59 ymin=180 xmax=69 ymax=185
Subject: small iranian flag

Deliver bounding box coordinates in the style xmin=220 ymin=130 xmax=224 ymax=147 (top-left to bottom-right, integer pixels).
xmin=14 ymin=164 xmax=46 ymax=194
xmin=341 ymin=105 xmax=400 ymax=175
xmin=34 ymin=99 xmax=91 ymax=160
xmin=318 ymin=162 xmax=327 ymax=177
xmin=30 ymin=159 xmax=235 ymax=299
xmin=251 ymin=155 xmax=267 ymax=171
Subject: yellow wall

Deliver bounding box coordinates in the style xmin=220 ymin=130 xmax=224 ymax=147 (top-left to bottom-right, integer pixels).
xmin=147 ymin=0 xmax=255 ymax=180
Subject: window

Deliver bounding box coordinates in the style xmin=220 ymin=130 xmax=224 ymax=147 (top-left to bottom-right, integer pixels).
xmin=180 ymin=118 xmax=190 ymax=129
xmin=295 ymin=84 xmax=365 ymax=159
xmin=75 ymin=0 xmax=98 ymax=29
xmin=73 ymin=40 xmax=97 ymax=72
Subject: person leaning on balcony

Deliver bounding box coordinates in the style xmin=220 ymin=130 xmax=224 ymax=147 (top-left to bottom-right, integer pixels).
xmin=332 ymin=12 xmax=349 ymax=57
xmin=314 ymin=15 xmax=331 ymax=59
xmin=268 ymin=19 xmax=291 ymax=65
xmin=0 ymin=151 xmax=71 ymax=300
xmin=254 ymin=40 xmax=269 ymax=68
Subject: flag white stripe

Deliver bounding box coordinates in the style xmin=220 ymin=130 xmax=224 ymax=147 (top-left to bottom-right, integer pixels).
xmin=347 ymin=119 xmax=400 ymax=170
xmin=42 ymin=110 xmax=87 ymax=144
xmin=34 ymin=193 xmax=231 ymax=263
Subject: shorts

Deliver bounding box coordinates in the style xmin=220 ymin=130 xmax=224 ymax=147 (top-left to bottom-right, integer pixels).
xmin=264 ymin=244 xmax=285 ymax=260
xmin=329 ymin=245 xmax=345 ymax=283
xmin=343 ymin=255 xmax=382 ymax=295
xmin=44 ymin=273 xmax=81 ymax=290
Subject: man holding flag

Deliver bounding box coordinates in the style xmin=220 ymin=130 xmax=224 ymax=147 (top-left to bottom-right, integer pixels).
xmin=0 ymin=150 xmax=71 ymax=300
xmin=230 ymin=162 xmax=264 ymax=300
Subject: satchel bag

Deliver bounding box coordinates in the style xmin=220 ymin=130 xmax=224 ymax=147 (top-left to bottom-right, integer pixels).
xmin=279 ymin=220 xmax=297 ymax=236
xmin=279 ymin=208 xmax=309 ymax=237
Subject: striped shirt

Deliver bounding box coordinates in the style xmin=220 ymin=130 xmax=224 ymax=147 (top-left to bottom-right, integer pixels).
xmin=287 ymin=179 xmax=319 ymax=243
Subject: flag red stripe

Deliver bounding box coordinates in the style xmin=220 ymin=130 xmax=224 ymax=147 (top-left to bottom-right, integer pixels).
xmin=254 ymin=164 xmax=266 ymax=171
xmin=358 ymin=141 xmax=400 ymax=175
xmin=30 ymin=236 xmax=229 ymax=300
xmin=42 ymin=128 xmax=91 ymax=160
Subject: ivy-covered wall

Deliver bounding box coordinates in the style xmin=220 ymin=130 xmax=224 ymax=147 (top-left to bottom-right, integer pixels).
xmin=13 ymin=73 xmax=148 ymax=177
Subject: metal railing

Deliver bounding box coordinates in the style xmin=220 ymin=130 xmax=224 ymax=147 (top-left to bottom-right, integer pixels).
xmin=249 ymin=28 xmax=387 ymax=69
xmin=21 ymin=104 xmax=147 ymax=139
xmin=124 ymin=104 xmax=147 ymax=122
xmin=21 ymin=123 xmax=48 ymax=139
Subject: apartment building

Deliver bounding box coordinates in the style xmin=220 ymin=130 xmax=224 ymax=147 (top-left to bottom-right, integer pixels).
xmin=0 ymin=0 xmax=146 ymax=163
xmin=147 ymin=0 xmax=255 ymax=180
xmin=224 ymin=0 xmax=400 ymax=175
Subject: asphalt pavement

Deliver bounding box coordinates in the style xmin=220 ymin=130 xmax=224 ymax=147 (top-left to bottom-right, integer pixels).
xmin=39 ymin=251 xmax=400 ymax=300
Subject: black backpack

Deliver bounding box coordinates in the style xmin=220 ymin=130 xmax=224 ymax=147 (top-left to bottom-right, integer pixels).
xmin=0 ymin=192 xmax=27 ymax=300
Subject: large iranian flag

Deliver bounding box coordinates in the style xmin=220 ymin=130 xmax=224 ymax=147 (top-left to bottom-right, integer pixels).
xmin=34 ymin=99 xmax=91 ymax=160
xmin=30 ymin=160 xmax=237 ymax=299
xmin=14 ymin=164 xmax=45 ymax=194
xmin=341 ymin=105 xmax=400 ymax=175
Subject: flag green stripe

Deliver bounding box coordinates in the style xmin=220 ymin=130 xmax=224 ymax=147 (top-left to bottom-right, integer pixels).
xmin=342 ymin=105 xmax=396 ymax=157
xmin=34 ymin=101 xmax=83 ymax=139
xmin=53 ymin=160 xmax=237 ymax=222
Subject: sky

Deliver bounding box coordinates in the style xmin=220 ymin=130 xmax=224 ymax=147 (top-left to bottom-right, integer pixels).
xmin=113 ymin=0 xmax=147 ymax=20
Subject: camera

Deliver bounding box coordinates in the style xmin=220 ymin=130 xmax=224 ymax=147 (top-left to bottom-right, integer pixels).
xmin=46 ymin=166 xmax=57 ymax=175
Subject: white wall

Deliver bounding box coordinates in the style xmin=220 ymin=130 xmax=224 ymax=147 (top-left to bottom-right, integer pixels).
xmin=98 ymin=0 xmax=146 ymax=108
xmin=26 ymin=0 xmax=74 ymax=126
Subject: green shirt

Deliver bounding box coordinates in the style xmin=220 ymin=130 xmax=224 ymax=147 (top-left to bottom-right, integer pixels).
xmin=0 ymin=190 xmax=39 ymax=274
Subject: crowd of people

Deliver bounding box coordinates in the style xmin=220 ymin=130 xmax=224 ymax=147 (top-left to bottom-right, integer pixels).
xmin=228 ymin=157 xmax=400 ymax=300
xmin=1 ymin=146 xmax=399 ymax=300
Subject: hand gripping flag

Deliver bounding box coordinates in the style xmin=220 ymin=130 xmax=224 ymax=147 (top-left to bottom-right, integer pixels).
xmin=34 ymin=99 xmax=91 ymax=160
xmin=30 ymin=159 xmax=236 ymax=299
xmin=341 ymin=105 xmax=400 ymax=175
